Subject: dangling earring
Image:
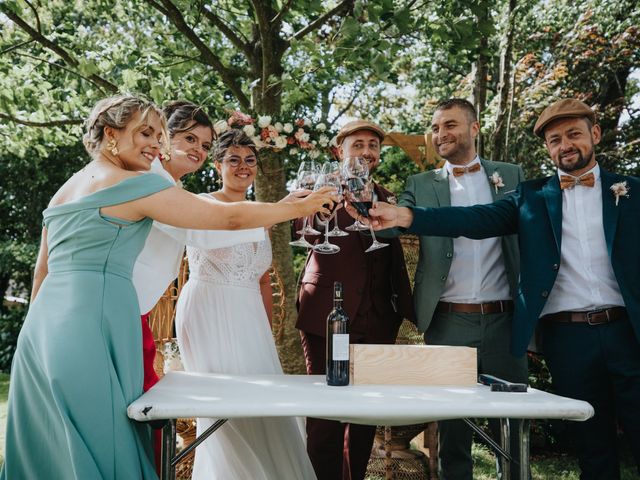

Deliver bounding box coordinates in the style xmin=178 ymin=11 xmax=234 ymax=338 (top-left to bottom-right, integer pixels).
xmin=106 ymin=138 xmax=119 ymax=156
xmin=160 ymin=148 xmax=171 ymax=162
xmin=216 ymin=174 xmax=223 ymax=189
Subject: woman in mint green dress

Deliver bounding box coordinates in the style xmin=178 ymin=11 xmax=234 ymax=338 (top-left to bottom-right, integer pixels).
xmin=1 ymin=95 xmax=335 ymax=479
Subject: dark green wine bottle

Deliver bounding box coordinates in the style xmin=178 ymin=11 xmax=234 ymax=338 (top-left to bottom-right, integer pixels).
xmin=326 ymin=281 xmax=350 ymax=386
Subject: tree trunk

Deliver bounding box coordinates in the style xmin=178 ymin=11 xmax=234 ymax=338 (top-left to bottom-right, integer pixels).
xmin=471 ymin=25 xmax=489 ymax=157
xmin=254 ymin=150 xmax=306 ymax=373
xmin=490 ymin=0 xmax=517 ymax=163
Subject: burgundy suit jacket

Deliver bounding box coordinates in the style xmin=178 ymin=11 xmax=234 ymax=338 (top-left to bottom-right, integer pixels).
xmin=295 ymin=184 xmax=414 ymax=343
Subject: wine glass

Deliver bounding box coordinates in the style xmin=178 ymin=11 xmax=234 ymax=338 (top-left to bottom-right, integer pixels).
xmin=289 ymin=161 xmax=320 ymax=248
xmin=341 ymin=157 xmax=370 ymax=232
xmin=312 ymin=172 xmax=342 ymax=254
xmin=345 ymin=177 xmax=389 ymax=252
xmin=320 ymin=161 xmax=349 ymax=237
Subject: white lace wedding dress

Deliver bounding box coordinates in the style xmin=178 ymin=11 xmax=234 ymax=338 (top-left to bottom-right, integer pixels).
xmin=175 ymin=238 xmax=317 ymax=480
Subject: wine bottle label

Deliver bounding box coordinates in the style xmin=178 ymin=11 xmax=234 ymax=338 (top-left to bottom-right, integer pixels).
xmin=332 ymin=334 xmax=349 ymax=361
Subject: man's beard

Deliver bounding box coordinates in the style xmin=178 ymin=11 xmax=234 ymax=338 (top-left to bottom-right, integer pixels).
xmin=557 ymin=147 xmax=593 ymax=173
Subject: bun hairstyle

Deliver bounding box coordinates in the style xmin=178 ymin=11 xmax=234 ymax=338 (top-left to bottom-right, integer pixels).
xmin=213 ymin=128 xmax=258 ymax=163
xmin=83 ymin=95 xmax=167 ymax=157
xmin=163 ymin=100 xmax=214 ymax=139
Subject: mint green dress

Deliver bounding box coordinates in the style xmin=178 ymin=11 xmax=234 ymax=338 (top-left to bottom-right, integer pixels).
xmin=1 ymin=174 xmax=173 ymax=479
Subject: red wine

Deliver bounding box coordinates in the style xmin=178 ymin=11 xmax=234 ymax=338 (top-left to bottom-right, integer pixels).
xmin=326 ymin=281 xmax=349 ymax=386
xmin=351 ymin=201 xmax=372 ymax=218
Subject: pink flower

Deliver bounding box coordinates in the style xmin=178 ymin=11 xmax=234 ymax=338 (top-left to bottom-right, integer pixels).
xmin=610 ymin=181 xmax=629 ymax=206
xmin=489 ymin=171 xmax=505 ymax=194
xmin=227 ymin=110 xmax=254 ymax=126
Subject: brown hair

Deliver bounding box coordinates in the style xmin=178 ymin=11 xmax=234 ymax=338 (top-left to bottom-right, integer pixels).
xmin=435 ymin=98 xmax=478 ymax=123
xmin=213 ymin=128 xmax=258 ymax=163
xmin=83 ymin=95 xmax=168 ymax=157
xmin=164 ymin=100 xmax=214 ymax=139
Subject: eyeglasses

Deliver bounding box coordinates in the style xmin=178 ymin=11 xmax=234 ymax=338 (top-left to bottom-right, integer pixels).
xmin=222 ymin=155 xmax=258 ymax=168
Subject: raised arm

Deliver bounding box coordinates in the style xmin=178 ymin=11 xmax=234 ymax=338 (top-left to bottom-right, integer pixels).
xmin=132 ymin=186 xmax=336 ymax=230
xmin=369 ymin=193 xmax=520 ymax=240
xmin=376 ymin=175 xmax=417 ymax=239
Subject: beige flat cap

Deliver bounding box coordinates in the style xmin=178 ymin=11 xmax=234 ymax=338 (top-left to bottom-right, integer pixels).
xmin=336 ymin=120 xmax=385 ymax=145
xmin=533 ymin=99 xmax=596 ymax=138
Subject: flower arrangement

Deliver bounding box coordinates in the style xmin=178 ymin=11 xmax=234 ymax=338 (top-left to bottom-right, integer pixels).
xmin=610 ymin=181 xmax=630 ymax=206
xmin=214 ymin=111 xmax=338 ymax=159
xmin=163 ymin=340 xmax=184 ymax=373
xmin=489 ymin=171 xmax=505 ymax=194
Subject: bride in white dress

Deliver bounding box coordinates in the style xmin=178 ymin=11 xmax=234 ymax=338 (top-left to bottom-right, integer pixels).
xmin=175 ymin=128 xmax=317 ymax=480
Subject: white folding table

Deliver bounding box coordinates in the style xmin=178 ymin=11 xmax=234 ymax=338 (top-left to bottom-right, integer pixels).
xmin=128 ymin=371 xmax=594 ymax=480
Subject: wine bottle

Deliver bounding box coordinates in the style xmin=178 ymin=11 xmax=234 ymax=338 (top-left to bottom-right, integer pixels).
xmin=326 ymin=281 xmax=350 ymax=386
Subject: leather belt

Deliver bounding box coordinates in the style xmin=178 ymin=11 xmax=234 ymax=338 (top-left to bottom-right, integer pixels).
xmin=436 ymin=300 xmax=514 ymax=315
xmin=542 ymin=306 xmax=627 ymax=325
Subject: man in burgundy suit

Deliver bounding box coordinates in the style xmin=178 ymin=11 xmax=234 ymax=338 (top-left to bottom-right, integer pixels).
xmin=296 ymin=120 xmax=414 ymax=480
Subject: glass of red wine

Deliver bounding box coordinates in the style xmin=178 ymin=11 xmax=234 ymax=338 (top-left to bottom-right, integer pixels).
xmin=345 ymin=177 xmax=389 ymax=253
xmin=340 ymin=157 xmax=370 ymax=232
xmin=312 ymin=172 xmax=342 ymax=254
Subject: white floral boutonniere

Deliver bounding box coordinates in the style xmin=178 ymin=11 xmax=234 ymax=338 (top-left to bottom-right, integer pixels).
xmin=489 ymin=171 xmax=505 ymax=194
xmin=610 ymin=181 xmax=630 ymax=206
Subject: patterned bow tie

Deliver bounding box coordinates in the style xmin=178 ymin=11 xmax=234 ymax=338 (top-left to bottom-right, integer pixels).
xmin=559 ymin=172 xmax=595 ymax=190
xmin=452 ymin=163 xmax=481 ymax=177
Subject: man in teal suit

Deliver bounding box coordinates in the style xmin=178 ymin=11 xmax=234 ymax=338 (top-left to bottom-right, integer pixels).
xmin=367 ymin=98 xmax=640 ymax=480
xmin=382 ymin=98 xmax=527 ymax=480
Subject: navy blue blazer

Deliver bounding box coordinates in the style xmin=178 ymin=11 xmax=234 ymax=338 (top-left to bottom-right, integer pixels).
xmin=407 ymin=166 xmax=640 ymax=356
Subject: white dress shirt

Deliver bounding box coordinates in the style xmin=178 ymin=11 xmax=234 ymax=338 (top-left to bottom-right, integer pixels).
xmin=440 ymin=157 xmax=511 ymax=303
xmin=541 ymin=164 xmax=624 ymax=315
xmin=132 ymin=159 xmax=265 ymax=313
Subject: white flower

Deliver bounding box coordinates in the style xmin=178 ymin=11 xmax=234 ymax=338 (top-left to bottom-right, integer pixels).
xmin=490 ymin=171 xmax=505 ymax=193
xmin=213 ymin=120 xmax=229 ymax=135
xmin=274 ymin=135 xmax=288 ymax=149
xmin=290 ymin=147 xmax=299 ymax=155
xmin=308 ymin=149 xmax=320 ymax=159
xmin=318 ymin=135 xmax=330 ymax=147
xmin=303 ymin=117 xmax=311 ymax=127
xmin=610 ymin=181 xmax=630 ymax=206
xmin=317 ymin=122 xmax=327 ymax=132
xmin=243 ymin=124 xmax=256 ymax=137
xmin=274 ymin=122 xmax=284 ymax=132
xmin=283 ymin=123 xmax=294 ymax=133
xmin=251 ymin=135 xmax=266 ymax=149
xmin=257 ymin=115 xmax=272 ymax=128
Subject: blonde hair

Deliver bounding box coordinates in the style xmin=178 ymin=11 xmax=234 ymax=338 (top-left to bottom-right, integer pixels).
xmin=82 ymin=95 xmax=169 ymax=157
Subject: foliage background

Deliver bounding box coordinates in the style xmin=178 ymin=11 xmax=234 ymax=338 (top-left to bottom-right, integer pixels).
xmin=0 ymin=1 xmax=638 ymax=383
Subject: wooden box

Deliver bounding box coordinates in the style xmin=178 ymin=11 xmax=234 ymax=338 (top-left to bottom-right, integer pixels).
xmin=349 ymin=344 xmax=477 ymax=386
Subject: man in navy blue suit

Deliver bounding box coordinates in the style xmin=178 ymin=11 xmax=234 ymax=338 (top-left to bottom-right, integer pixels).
xmin=364 ymin=99 xmax=640 ymax=479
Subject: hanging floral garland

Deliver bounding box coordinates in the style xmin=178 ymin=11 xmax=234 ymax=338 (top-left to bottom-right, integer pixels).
xmin=214 ymin=111 xmax=339 ymax=160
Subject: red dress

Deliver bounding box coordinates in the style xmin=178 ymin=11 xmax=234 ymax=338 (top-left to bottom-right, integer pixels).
xmin=141 ymin=312 xmax=161 ymax=472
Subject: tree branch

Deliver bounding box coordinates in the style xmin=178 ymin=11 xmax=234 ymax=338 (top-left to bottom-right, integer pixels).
xmin=288 ymin=1 xmax=352 ymax=43
xmin=328 ymin=79 xmax=368 ymax=128
xmin=13 ymin=51 xmax=111 ymax=90
xmin=0 ymin=39 xmax=34 ymax=56
xmin=0 ymin=112 xmax=82 ymax=127
xmin=22 ymin=0 xmax=41 ymax=33
xmin=147 ymin=0 xmax=251 ymax=110
xmin=0 ymin=6 xmax=118 ymax=93
xmin=271 ymin=0 xmax=296 ymax=26
xmin=201 ymin=6 xmax=252 ymax=58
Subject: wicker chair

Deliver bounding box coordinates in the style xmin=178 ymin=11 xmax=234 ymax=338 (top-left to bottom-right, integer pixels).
xmin=366 ymin=235 xmax=439 ymax=480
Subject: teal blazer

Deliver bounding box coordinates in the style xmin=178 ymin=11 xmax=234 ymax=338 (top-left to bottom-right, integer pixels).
xmin=407 ymin=166 xmax=640 ymax=356
xmin=384 ymin=159 xmax=524 ymax=333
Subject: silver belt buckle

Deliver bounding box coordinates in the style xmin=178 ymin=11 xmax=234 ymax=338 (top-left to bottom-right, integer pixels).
xmin=586 ymin=308 xmax=608 ymax=325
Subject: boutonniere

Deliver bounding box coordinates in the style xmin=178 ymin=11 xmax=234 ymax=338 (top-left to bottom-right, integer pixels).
xmin=610 ymin=181 xmax=630 ymax=206
xmin=489 ymin=171 xmax=505 ymax=194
